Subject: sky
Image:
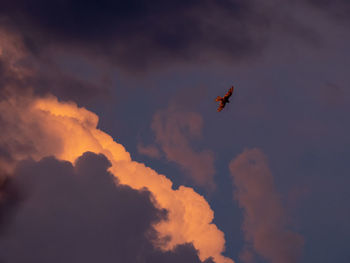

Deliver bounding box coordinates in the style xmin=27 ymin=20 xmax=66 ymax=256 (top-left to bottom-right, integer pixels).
xmin=0 ymin=1 xmax=349 ymax=263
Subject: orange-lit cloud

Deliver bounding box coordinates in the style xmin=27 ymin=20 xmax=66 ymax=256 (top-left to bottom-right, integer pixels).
xmin=0 ymin=29 xmax=231 ymax=263
xmin=2 ymin=152 xmax=210 ymax=263
xmin=0 ymin=95 xmax=233 ymax=263
xmin=229 ymin=148 xmax=303 ymax=263
xmin=148 ymin=106 xmax=216 ymax=189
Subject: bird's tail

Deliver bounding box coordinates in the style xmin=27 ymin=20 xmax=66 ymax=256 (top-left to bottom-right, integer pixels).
xmin=215 ymin=96 xmax=222 ymax=102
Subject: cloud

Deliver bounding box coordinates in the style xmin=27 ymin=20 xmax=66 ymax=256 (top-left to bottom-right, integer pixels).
xmin=138 ymin=143 xmax=161 ymax=159
xmin=0 ymin=94 xmax=63 ymax=174
xmin=0 ymin=175 xmax=21 ymax=235
xmin=0 ymin=1 xmax=322 ymax=104
xmin=0 ymin=152 xmax=214 ymax=263
xmin=0 ymin=94 xmax=232 ymax=263
xmin=303 ymin=0 xmax=350 ymax=23
xmin=0 ymin=0 xmax=267 ymax=69
xmin=0 ymin=0 xmax=319 ymax=72
xmin=150 ymin=105 xmax=216 ymax=189
xmin=229 ymin=148 xmax=304 ymax=263
xmin=0 ymin=27 xmax=110 ymax=103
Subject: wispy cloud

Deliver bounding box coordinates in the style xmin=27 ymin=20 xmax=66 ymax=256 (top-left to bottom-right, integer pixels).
xmin=137 ymin=143 xmax=161 ymax=159
xmin=229 ymin=148 xmax=304 ymax=263
xmin=149 ymin=105 xmax=215 ymax=189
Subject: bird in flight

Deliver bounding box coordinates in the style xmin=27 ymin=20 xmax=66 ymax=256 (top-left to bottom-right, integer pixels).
xmin=215 ymin=86 xmax=234 ymax=112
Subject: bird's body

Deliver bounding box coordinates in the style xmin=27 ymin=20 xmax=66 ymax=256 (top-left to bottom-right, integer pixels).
xmin=215 ymin=86 xmax=234 ymax=112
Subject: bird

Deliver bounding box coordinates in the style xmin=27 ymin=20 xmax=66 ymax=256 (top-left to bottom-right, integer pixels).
xmin=215 ymin=86 xmax=234 ymax=112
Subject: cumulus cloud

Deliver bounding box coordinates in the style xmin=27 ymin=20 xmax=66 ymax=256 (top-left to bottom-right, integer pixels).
xmin=0 ymin=94 xmax=232 ymax=263
xmin=0 ymin=152 xmax=214 ymax=263
xmin=150 ymin=105 xmax=216 ymax=189
xmin=229 ymin=148 xmax=304 ymax=263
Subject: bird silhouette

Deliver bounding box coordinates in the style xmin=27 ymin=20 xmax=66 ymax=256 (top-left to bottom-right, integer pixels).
xmin=215 ymin=86 xmax=234 ymax=112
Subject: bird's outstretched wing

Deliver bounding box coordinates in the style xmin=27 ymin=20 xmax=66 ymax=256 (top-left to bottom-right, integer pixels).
xmin=223 ymin=86 xmax=234 ymax=100
xmin=215 ymin=96 xmax=222 ymax=102
xmin=217 ymin=101 xmax=225 ymax=112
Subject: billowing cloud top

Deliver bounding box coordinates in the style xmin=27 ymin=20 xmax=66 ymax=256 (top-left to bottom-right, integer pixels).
xmin=0 ymin=94 xmax=233 ymax=263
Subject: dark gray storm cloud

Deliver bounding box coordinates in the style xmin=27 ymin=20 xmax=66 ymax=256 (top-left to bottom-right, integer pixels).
xmin=0 ymin=0 xmax=326 ymax=102
xmin=305 ymin=0 xmax=350 ymax=22
xmin=0 ymin=30 xmax=110 ymax=102
xmin=0 ymin=175 xmax=21 ymax=235
xmin=0 ymin=152 xmax=213 ymax=263
xmin=0 ymin=0 xmax=263 ymax=103
xmin=0 ymin=0 xmax=295 ymax=70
